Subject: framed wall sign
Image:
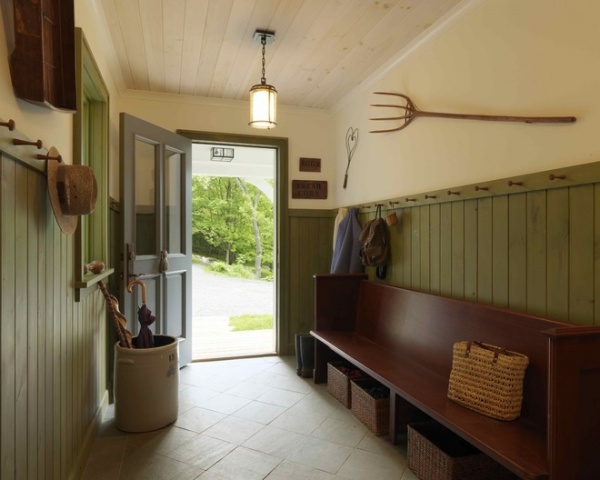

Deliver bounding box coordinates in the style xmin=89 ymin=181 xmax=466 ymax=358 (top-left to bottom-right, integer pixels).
xmin=299 ymin=157 xmax=321 ymax=172
xmin=292 ymin=180 xmax=328 ymax=199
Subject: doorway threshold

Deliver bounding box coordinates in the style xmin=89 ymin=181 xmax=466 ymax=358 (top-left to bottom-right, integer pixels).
xmin=192 ymin=315 xmax=275 ymax=361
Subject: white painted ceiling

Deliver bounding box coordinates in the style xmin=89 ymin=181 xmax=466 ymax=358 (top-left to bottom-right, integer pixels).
xmin=98 ymin=0 xmax=465 ymax=109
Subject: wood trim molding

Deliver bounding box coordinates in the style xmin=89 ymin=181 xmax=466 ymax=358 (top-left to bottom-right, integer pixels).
xmin=353 ymin=161 xmax=600 ymax=213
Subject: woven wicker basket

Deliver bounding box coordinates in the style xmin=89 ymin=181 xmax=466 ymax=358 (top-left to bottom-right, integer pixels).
xmin=407 ymin=422 xmax=517 ymax=480
xmin=327 ymin=362 xmax=364 ymax=408
xmin=448 ymin=341 xmax=529 ymax=421
xmin=350 ymin=378 xmax=390 ymax=435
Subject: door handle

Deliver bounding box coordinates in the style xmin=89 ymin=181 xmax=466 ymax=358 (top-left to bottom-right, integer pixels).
xmin=160 ymin=249 xmax=169 ymax=273
xmin=126 ymin=242 xmax=148 ymax=278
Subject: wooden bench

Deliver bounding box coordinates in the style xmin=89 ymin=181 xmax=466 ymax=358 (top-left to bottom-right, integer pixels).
xmin=310 ymin=274 xmax=600 ymax=480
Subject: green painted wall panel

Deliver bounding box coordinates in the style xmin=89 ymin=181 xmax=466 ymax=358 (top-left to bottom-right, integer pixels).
xmin=440 ymin=203 xmax=452 ymax=296
xmin=411 ymin=207 xmax=421 ymax=289
xmin=451 ymin=202 xmax=465 ymax=299
xmin=292 ymin=165 xmax=600 ymax=336
xmin=420 ymin=206 xmax=430 ymax=292
xmin=477 ymin=197 xmax=493 ymax=304
xmin=546 ymin=188 xmax=569 ymax=320
xmin=569 ymin=185 xmax=595 ymax=325
xmin=402 ymin=209 xmax=412 ymax=287
xmin=508 ymin=193 xmax=527 ymax=312
xmin=464 ymin=199 xmax=478 ymax=302
xmin=526 ymin=191 xmax=547 ymax=316
xmin=492 ymin=196 xmax=509 ymax=307
xmin=429 ymin=203 xmax=441 ymax=295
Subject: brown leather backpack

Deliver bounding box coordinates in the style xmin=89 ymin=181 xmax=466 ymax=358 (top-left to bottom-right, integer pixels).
xmin=359 ymin=204 xmax=390 ymax=279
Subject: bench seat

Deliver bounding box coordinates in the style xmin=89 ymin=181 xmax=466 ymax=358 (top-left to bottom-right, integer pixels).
xmin=312 ymin=330 xmax=547 ymax=479
xmin=311 ymin=274 xmax=600 ymax=480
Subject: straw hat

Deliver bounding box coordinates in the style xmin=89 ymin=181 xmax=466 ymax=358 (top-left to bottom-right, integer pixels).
xmin=46 ymin=147 xmax=98 ymax=235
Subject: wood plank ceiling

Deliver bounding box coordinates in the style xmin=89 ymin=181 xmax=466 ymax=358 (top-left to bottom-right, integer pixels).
xmin=98 ymin=0 xmax=464 ymax=109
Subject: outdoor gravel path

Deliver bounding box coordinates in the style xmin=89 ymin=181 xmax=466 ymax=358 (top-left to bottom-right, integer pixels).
xmin=192 ymin=263 xmax=273 ymax=317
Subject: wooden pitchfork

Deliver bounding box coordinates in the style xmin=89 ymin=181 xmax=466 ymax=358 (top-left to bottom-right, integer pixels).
xmin=370 ymin=92 xmax=576 ymax=133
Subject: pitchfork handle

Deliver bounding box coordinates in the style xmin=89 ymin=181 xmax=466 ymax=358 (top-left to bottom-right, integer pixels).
xmin=416 ymin=110 xmax=576 ymax=124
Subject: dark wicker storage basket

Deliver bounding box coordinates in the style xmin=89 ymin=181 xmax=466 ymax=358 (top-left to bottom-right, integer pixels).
xmin=407 ymin=421 xmax=516 ymax=480
xmin=327 ymin=361 xmax=365 ymax=408
xmin=350 ymin=378 xmax=390 ymax=435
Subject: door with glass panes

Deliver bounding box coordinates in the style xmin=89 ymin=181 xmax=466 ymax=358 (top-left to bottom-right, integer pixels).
xmin=120 ymin=112 xmax=192 ymax=365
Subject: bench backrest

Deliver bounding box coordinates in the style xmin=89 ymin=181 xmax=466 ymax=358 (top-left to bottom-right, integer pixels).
xmin=354 ymin=280 xmax=574 ymax=430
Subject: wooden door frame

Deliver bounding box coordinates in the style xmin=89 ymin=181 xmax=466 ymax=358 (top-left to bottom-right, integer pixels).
xmin=177 ymin=130 xmax=290 ymax=355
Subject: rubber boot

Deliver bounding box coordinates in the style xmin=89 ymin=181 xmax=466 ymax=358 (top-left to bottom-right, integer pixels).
xmin=300 ymin=335 xmax=315 ymax=378
xmin=294 ymin=333 xmax=303 ymax=376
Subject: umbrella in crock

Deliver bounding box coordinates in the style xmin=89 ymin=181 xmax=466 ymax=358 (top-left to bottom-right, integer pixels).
xmin=127 ymin=279 xmax=155 ymax=348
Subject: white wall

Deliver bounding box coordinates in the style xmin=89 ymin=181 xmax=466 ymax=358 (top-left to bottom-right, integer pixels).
xmin=118 ymin=91 xmax=335 ymax=208
xmin=0 ymin=4 xmax=73 ymax=159
xmin=5 ymin=0 xmax=599 ymax=211
xmin=331 ymin=0 xmax=600 ymax=207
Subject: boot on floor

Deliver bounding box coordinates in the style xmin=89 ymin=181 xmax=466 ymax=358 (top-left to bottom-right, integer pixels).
xmin=300 ymin=334 xmax=315 ymax=378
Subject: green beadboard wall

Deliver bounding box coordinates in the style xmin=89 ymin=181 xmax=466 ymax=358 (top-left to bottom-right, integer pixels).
xmin=1 ymin=152 xmax=108 ymax=479
xmin=288 ymin=210 xmax=335 ymax=344
xmin=358 ymin=168 xmax=600 ymax=327
xmin=289 ymin=162 xmax=600 ymax=339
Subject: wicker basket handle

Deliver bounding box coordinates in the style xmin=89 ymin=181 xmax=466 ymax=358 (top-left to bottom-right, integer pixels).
xmin=465 ymin=341 xmax=507 ymax=363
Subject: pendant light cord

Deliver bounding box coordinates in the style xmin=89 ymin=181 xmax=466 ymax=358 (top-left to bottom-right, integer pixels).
xmin=261 ymin=35 xmax=267 ymax=85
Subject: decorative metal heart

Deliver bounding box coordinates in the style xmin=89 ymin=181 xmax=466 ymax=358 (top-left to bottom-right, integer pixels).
xmin=346 ymin=127 xmax=358 ymax=160
xmin=344 ymin=127 xmax=359 ymax=188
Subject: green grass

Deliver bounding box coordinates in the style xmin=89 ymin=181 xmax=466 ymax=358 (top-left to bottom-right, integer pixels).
xmin=229 ymin=314 xmax=273 ymax=331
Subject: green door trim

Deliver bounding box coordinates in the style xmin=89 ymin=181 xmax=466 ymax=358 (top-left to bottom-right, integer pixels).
xmin=177 ymin=130 xmax=290 ymax=355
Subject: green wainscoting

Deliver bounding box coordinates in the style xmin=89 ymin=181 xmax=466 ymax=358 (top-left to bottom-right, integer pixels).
xmin=1 ymin=152 xmax=109 ymax=479
xmin=358 ymin=166 xmax=600 ymax=327
xmin=287 ymin=209 xmax=335 ymax=350
xmin=286 ymin=163 xmax=600 ymax=354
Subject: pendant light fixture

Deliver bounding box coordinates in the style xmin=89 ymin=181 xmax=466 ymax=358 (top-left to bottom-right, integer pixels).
xmin=249 ymin=30 xmax=277 ymax=129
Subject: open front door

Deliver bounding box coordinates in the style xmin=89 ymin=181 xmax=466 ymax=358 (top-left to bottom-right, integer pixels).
xmin=120 ymin=113 xmax=193 ymax=366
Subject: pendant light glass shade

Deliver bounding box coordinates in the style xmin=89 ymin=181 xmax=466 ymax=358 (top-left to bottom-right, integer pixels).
xmin=249 ymin=83 xmax=277 ymax=129
xmin=249 ymin=30 xmax=277 ymax=129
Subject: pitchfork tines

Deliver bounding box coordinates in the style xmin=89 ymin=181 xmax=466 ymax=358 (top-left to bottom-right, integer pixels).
xmin=369 ymin=92 xmax=576 ymax=133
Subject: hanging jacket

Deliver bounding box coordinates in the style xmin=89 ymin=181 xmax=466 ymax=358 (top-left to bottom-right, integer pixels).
xmin=330 ymin=207 xmax=364 ymax=274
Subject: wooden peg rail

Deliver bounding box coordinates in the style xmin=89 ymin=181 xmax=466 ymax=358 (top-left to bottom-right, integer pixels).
xmin=13 ymin=138 xmax=43 ymax=149
xmin=1 ymin=119 xmax=15 ymax=131
xmin=37 ymin=152 xmax=62 ymax=162
xmin=1 ymin=117 xmax=53 ymax=174
xmin=348 ymin=164 xmax=594 ymax=214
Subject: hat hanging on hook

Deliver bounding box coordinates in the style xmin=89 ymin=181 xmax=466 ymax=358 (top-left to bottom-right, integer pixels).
xmin=44 ymin=146 xmax=98 ymax=235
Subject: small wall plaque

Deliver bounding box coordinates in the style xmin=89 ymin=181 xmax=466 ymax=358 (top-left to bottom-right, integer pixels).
xmin=292 ymin=180 xmax=328 ymax=199
xmin=299 ymin=157 xmax=321 ymax=172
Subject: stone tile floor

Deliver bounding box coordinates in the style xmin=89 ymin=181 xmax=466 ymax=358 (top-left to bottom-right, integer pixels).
xmin=82 ymin=356 xmax=419 ymax=479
